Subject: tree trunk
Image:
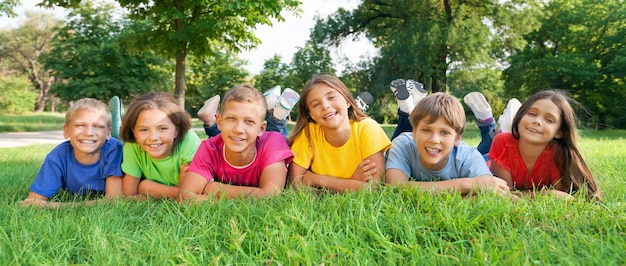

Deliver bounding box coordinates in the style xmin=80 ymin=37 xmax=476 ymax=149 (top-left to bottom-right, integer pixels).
xmin=174 ymin=52 xmax=186 ymax=108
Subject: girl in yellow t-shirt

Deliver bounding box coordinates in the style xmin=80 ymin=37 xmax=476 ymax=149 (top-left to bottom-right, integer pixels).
xmin=287 ymin=74 xmax=391 ymax=193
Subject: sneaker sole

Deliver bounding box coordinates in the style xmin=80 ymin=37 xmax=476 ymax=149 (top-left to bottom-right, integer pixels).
xmin=390 ymin=79 xmax=410 ymax=100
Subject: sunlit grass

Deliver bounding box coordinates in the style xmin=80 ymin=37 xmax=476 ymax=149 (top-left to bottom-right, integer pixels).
xmin=1 ymin=128 xmax=625 ymax=264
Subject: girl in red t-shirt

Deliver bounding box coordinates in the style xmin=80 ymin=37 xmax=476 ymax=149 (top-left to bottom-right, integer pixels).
xmin=488 ymin=90 xmax=600 ymax=200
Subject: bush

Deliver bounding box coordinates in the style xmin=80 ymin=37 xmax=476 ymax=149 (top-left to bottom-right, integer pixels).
xmin=0 ymin=76 xmax=37 ymax=113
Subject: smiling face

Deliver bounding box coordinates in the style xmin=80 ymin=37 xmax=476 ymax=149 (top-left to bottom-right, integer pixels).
xmin=306 ymin=83 xmax=351 ymax=131
xmin=217 ymin=100 xmax=266 ymax=163
xmin=413 ymin=116 xmax=461 ymax=171
xmin=132 ymin=108 xmax=179 ymax=159
xmin=64 ymin=110 xmax=111 ymax=160
xmin=517 ymin=98 xmax=563 ymax=146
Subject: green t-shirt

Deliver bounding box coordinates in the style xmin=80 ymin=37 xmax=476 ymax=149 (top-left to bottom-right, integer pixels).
xmin=122 ymin=131 xmax=201 ymax=185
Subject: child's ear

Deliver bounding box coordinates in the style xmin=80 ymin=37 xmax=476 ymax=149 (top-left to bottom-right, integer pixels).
xmin=63 ymin=125 xmax=70 ymax=139
xmin=259 ymin=120 xmax=267 ymax=135
xmin=555 ymin=130 xmax=563 ymax=139
xmin=454 ymin=133 xmax=462 ymax=146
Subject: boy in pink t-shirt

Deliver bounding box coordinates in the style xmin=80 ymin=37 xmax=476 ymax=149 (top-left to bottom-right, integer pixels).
xmin=178 ymin=85 xmax=293 ymax=202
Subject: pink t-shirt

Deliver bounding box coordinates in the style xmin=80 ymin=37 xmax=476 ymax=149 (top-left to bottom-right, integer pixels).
xmin=188 ymin=131 xmax=293 ymax=187
xmin=489 ymin=133 xmax=561 ymax=190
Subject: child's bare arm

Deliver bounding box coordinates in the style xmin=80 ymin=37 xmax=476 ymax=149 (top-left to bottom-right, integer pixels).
xmin=122 ymin=174 xmax=141 ymax=196
xmin=137 ymin=180 xmax=179 ymax=199
xmin=177 ymin=171 xmax=211 ymax=203
xmin=351 ymin=151 xmax=385 ymax=184
xmin=491 ymin=162 xmax=514 ymax=189
xmin=105 ymin=176 xmax=123 ymax=199
xmin=206 ymin=161 xmax=288 ymax=199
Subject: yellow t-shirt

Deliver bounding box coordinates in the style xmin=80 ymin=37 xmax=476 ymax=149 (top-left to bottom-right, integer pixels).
xmin=291 ymin=118 xmax=391 ymax=179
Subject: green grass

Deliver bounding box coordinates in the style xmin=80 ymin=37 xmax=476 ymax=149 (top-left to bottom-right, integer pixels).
xmin=1 ymin=115 xmax=625 ymax=264
xmin=0 ymin=113 xmax=66 ymax=132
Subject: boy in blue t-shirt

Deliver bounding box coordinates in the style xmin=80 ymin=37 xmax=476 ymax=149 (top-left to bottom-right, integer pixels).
xmin=385 ymin=92 xmax=511 ymax=195
xmin=21 ymin=98 xmax=123 ymax=208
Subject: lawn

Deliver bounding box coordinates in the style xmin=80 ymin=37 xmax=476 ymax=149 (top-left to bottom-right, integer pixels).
xmin=0 ymin=114 xmax=625 ymax=264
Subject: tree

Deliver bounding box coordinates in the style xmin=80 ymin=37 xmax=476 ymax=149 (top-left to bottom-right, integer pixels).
xmin=0 ymin=0 xmax=19 ymax=17
xmin=44 ymin=2 xmax=171 ymax=103
xmin=286 ymin=40 xmax=336 ymax=90
xmin=312 ymin=0 xmax=542 ymax=94
xmin=43 ymin=0 xmax=301 ymax=108
xmin=252 ymin=54 xmax=291 ymax=92
xmin=0 ymin=11 xmax=61 ymax=112
xmin=504 ymin=0 xmax=626 ymax=128
xmin=185 ymin=50 xmax=249 ymax=115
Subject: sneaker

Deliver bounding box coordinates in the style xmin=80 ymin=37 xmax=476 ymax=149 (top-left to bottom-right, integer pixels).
xmin=355 ymin=91 xmax=374 ymax=112
xmin=197 ymin=95 xmax=220 ymax=126
xmin=390 ymin=79 xmax=410 ymax=100
xmin=406 ymin=79 xmax=427 ymax=106
xmin=498 ymin=98 xmax=521 ymax=133
xmin=263 ymin=85 xmax=281 ymax=111
xmin=108 ymin=96 xmax=122 ymax=139
xmin=464 ymin=92 xmax=493 ymax=121
xmin=273 ymin=88 xmax=300 ymax=120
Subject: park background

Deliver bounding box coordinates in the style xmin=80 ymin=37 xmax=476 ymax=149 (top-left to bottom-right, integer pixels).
xmin=1 ymin=0 xmax=625 ymax=264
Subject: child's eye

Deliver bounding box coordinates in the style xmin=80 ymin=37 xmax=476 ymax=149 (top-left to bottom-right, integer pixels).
xmin=527 ymin=112 xmax=537 ymax=117
xmin=421 ymin=128 xmax=431 ymax=133
xmin=546 ymin=118 xmax=554 ymax=123
xmin=246 ymin=120 xmax=255 ymax=125
xmin=440 ymin=131 xmax=450 ymax=135
xmin=159 ymin=127 xmax=169 ymax=131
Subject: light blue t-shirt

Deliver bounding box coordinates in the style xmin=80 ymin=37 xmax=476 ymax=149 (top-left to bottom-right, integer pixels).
xmin=385 ymin=132 xmax=490 ymax=181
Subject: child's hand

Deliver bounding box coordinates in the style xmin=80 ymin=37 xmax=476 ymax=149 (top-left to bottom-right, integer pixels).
xmin=473 ymin=175 xmax=512 ymax=196
xmin=545 ymin=189 xmax=574 ymax=200
xmin=351 ymin=159 xmax=379 ymax=182
xmin=179 ymin=163 xmax=190 ymax=183
xmin=20 ymin=198 xmax=48 ymax=208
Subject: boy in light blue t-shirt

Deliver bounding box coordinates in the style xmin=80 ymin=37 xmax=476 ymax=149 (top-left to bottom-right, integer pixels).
xmin=385 ymin=92 xmax=511 ymax=196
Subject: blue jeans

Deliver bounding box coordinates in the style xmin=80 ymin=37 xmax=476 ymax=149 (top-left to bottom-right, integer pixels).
xmin=203 ymin=112 xmax=288 ymax=138
xmin=391 ymin=109 xmax=413 ymax=141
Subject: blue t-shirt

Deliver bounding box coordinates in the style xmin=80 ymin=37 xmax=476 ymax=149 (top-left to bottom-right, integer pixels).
xmin=29 ymin=138 xmax=124 ymax=198
xmin=385 ymin=132 xmax=490 ymax=181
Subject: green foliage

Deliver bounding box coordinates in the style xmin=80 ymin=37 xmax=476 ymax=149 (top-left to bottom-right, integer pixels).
xmin=184 ymin=51 xmax=249 ymax=116
xmin=448 ymin=66 xmax=506 ymax=120
xmin=0 ymin=11 xmax=61 ymax=112
xmin=0 ymin=0 xmax=18 ymax=17
xmin=1 ymin=130 xmax=625 ymax=264
xmin=504 ymin=0 xmax=626 ymax=129
xmin=0 ymin=76 xmax=38 ymax=114
xmin=44 ymin=2 xmax=170 ymax=104
xmin=285 ymin=41 xmax=336 ymax=90
xmin=312 ymin=0 xmax=542 ymax=93
xmin=253 ymin=55 xmax=291 ymax=92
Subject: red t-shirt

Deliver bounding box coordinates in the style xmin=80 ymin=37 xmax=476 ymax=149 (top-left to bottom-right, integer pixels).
xmin=488 ymin=133 xmax=561 ymax=190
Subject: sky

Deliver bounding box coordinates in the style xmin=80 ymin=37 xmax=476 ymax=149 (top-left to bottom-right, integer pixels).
xmin=1 ymin=0 xmax=377 ymax=75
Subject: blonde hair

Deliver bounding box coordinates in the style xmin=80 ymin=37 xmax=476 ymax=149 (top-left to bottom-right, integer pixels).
xmin=120 ymin=91 xmax=192 ymax=148
xmin=409 ymin=92 xmax=466 ymax=136
xmin=287 ymin=74 xmax=367 ymax=146
xmin=220 ymin=84 xmax=267 ymax=120
xmin=65 ymin=98 xmax=111 ymax=129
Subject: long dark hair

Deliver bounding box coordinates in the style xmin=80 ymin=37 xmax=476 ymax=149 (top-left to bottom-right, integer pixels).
xmin=511 ymin=90 xmax=600 ymax=200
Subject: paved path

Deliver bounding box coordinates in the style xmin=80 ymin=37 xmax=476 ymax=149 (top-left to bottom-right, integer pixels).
xmin=0 ymin=131 xmax=66 ymax=148
xmin=0 ymin=128 xmax=207 ymax=148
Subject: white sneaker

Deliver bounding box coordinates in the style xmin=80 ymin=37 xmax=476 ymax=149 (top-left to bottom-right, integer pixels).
xmin=263 ymin=85 xmax=281 ymax=111
xmin=197 ymin=95 xmax=220 ymax=126
xmin=406 ymin=79 xmax=427 ymax=106
xmin=273 ymin=88 xmax=300 ymax=120
xmin=355 ymin=91 xmax=374 ymax=112
xmin=464 ymin=92 xmax=493 ymax=121
xmin=498 ymin=98 xmax=521 ymax=133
